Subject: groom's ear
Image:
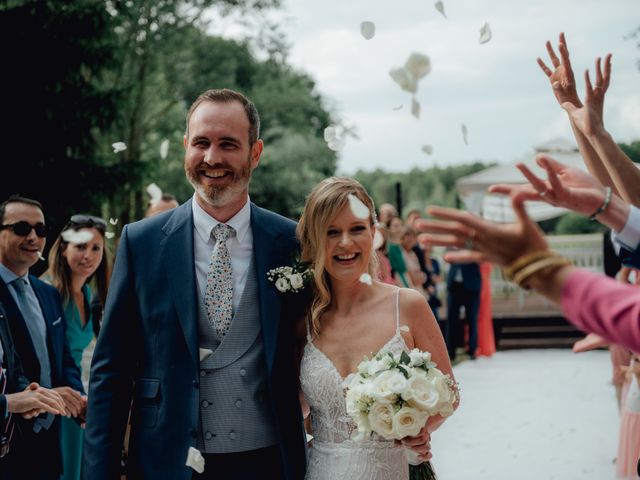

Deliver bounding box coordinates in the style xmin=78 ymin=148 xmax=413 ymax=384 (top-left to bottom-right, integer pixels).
xmin=250 ymin=139 xmax=264 ymax=169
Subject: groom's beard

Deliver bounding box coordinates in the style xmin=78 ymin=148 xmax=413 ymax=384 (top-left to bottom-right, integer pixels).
xmin=185 ymin=156 xmax=253 ymax=208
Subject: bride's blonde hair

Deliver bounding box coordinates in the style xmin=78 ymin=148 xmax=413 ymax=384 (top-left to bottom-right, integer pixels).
xmin=296 ymin=177 xmax=378 ymax=338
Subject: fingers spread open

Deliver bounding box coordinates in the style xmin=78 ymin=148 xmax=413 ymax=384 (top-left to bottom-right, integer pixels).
xmin=545 ymin=41 xmax=560 ymax=67
xmin=603 ymin=53 xmax=612 ymax=89
xmin=537 ymin=57 xmax=552 ymax=77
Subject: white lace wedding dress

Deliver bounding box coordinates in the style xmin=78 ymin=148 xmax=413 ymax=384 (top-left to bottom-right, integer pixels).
xmin=300 ymin=289 xmax=410 ymax=480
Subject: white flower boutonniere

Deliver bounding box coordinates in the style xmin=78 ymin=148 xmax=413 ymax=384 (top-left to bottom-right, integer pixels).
xmin=267 ymin=261 xmax=313 ymax=293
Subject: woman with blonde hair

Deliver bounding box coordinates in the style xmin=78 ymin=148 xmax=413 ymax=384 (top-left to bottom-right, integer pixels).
xmin=296 ymin=177 xmax=455 ymax=480
xmin=42 ymin=214 xmax=111 ymax=480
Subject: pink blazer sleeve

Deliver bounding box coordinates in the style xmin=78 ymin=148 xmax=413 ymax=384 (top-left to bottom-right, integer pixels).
xmin=561 ymin=269 xmax=640 ymax=353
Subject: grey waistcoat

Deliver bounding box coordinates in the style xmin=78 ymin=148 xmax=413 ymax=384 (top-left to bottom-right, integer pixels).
xmin=196 ymin=258 xmax=278 ymax=453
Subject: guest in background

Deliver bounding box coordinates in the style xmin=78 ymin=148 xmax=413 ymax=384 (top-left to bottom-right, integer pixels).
xmin=446 ymin=260 xmax=481 ymax=361
xmin=42 ymin=214 xmax=111 ymax=480
xmin=421 ymin=239 xmax=445 ymax=335
xmin=400 ymin=226 xmax=428 ymax=297
xmin=144 ymin=193 xmax=179 ymax=218
xmin=378 ymin=203 xmax=398 ymax=228
xmin=374 ymin=225 xmax=395 ymax=285
xmin=386 ymin=216 xmax=410 ymax=287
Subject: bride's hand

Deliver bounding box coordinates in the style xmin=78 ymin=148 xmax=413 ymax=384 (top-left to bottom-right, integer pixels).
xmin=399 ymin=425 xmax=432 ymax=461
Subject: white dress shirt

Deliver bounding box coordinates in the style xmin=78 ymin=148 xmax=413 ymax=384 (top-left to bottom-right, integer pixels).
xmin=612 ymin=204 xmax=640 ymax=254
xmin=192 ymin=195 xmax=253 ymax=313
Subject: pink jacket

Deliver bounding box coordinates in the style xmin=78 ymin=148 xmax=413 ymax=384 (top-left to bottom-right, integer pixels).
xmin=561 ymin=269 xmax=640 ymax=353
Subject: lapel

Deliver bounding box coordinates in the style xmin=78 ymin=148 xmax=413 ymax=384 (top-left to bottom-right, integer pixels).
xmin=251 ymin=204 xmax=286 ymax=374
xmin=29 ymin=276 xmax=57 ymax=364
xmin=161 ymin=201 xmax=199 ymax=366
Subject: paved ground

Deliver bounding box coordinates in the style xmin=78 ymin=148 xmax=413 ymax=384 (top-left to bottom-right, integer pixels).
xmin=431 ymin=349 xmax=619 ymax=480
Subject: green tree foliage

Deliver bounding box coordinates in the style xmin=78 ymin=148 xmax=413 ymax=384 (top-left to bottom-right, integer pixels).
xmin=619 ymin=141 xmax=640 ymax=164
xmin=554 ymin=212 xmax=605 ymax=235
xmin=354 ymin=162 xmax=490 ymax=217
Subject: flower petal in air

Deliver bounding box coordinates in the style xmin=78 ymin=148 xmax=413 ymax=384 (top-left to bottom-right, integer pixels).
xmin=360 ymin=21 xmax=375 ymax=40
xmin=327 ymin=138 xmax=345 ymax=152
xmin=392 ymin=105 xmax=403 ymax=111
xmin=199 ymin=348 xmax=213 ymax=361
xmin=62 ymin=229 xmax=95 ymax=244
xmin=105 ymin=232 xmax=115 ymax=239
xmin=373 ymin=229 xmax=384 ymax=250
xmin=359 ymin=273 xmax=373 ymax=285
xmin=479 ymin=22 xmax=492 ymax=44
xmin=324 ymin=126 xmax=337 ymax=142
xmin=411 ymin=97 xmax=421 ymax=119
xmin=112 ymin=142 xmax=127 ymax=153
xmin=146 ymin=183 xmax=163 ymax=205
xmin=348 ymin=193 xmax=370 ymax=219
xmin=159 ymin=139 xmax=169 ymax=159
xmin=421 ymin=145 xmax=433 ymax=155
xmin=435 ymin=1 xmax=447 ymax=18
xmin=109 ymin=218 xmax=118 ymax=225
xmin=461 ymin=123 xmax=468 ymax=145
xmin=404 ymin=53 xmax=431 ymax=80
xmin=389 ymin=68 xmax=417 ymax=94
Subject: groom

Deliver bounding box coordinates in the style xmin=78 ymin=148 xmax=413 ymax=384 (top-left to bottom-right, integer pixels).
xmin=83 ymin=89 xmax=307 ymax=479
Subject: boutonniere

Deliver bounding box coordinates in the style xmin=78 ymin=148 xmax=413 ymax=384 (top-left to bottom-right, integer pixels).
xmin=267 ymin=259 xmax=313 ymax=293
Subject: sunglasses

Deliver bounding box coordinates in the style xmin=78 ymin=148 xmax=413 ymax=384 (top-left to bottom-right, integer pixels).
xmin=68 ymin=214 xmax=107 ymax=231
xmin=0 ymin=221 xmax=48 ymax=238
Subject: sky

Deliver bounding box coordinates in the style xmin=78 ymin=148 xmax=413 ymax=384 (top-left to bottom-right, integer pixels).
xmin=212 ymin=0 xmax=640 ymax=174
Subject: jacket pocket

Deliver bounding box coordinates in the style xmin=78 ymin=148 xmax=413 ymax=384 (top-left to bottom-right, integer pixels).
xmin=134 ymin=378 xmax=160 ymax=428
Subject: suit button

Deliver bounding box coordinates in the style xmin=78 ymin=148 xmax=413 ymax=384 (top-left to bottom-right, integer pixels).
xmin=239 ymin=368 xmax=247 ymax=377
xmin=235 ymin=399 xmax=242 ymax=408
xmin=193 ymin=380 xmax=199 ymax=389
xmin=205 ymin=431 xmax=213 ymax=440
xmin=229 ymin=431 xmax=236 ymax=440
xmin=201 ymin=400 xmax=209 ymax=408
xmin=200 ymin=370 xmax=207 ymax=377
xmin=189 ymin=429 xmax=198 ymax=438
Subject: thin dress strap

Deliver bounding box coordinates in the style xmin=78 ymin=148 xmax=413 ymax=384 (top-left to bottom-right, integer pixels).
xmin=306 ymin=317 xmax=312 ymax=343
xmin=395 ymin=288 xmax=401 ymax=333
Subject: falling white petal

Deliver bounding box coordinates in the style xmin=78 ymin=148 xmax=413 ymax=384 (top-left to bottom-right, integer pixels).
xmin=389 ymin=68 xmax=417 ymax=94
xmin=199 ymin=348 xmax=213 ymax=362
xmin=435 ymin=0 xmax=447 ymax=18
xmin=105 ymin=232 xmax=115 ymax=239
xmin=373 ymin=229 xmax=385 ymax=250
xmin=411 ymin=97 xmax=421 ymax=119
xmin=348 ymin=194 xmax=370 ymax=219
xmin=324 ymin=126 xmax=337 ymax=142
xmin=146 ymin=183 xmax=163 ymax=205
xmin=185 ymin=447 xmax=205 ymax=474
xmin=400 ymin=325 xmax=410 ymax=332
xmin=360 ymin=21 xmax=375 ymax=40
xmin=37 ymin=251 xmax=46 ymax=261
xmin=109 ymin=218 xmax=118 ymax=225
xmin=111 ymin=142 xmax=127 ymax=153
xmin=392 ymin=105 xmax=403 ymax=111
xmin=421 ymin=145 xmax=433 ymax=155
xmin=404 ymin=53 xmax=431 ymax=80
xmin=479 ymin=22 xmax=492 ymax=44
xmin=159 ymin=139 xmax=169 ymax=159
xmin=359 ymin=273 xmax=373 ymax=285
xmin=461 ymin=123 xmax=469 ymax=145
xmin=327 ymin=138 xmax=345 ymax=152
xmin=306 ymin=434 xmax=314 ymax=443
xmin=62 ymin=229 xmax=95 ymax=244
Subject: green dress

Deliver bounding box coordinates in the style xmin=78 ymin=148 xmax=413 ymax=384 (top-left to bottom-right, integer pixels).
xmin=387 ymin=242 xmax=410 ymax=287
xmin=60 ymin=284 xmax=94 ymax=480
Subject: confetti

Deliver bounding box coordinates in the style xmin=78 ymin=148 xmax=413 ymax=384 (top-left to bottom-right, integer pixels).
xmin=411 ymin=97 xmax=421 ymax=119
xmin=404 ymin=53 xmax=431 ymax=80
xmin=109 ymin=218 xmax=118 ymax=225
xmin=146 ymin=183 xmax=163 ymax=205
xmin=360 ymin=21 xmax=375 ymax=40
xmin=199 ymin=348 xmax=213 ymax=362
xmin=479 ymin=22 xmax=492 ymax=44
xmin=324 ymin=126 xmax=337 ymax=142
xmin=392 ymin=105 xmax=403 ymax=111
xmin=435 ymin=0 xmax=447 ymax=18
xmin=400 ymin=325 xmax=410 ymax=332
xmin=348 ymin=194 xmax=370 ymax=219
xmin=359 ymin=273 xmax=373 ymax=285
xmin=185 ymin=447 xmax=205 ymax=474
xmin=421 ymin=145 xmax=433 ymax=155
xmin=373 ymin=229 xmax=385 ymax=250
xmin=159 ymin=139 xmax=169 ymax=159
xmin=105 ymin=232 xmax=115 ymax=239
xmin=327 ymin=138 xmax=345 ymax=152
xmin=37 ymin=251 xmax=46 ymax=261
xmin=461 ymin=123 xmax=468 ymax=145
xmin=112 ymin=142 xmax=127 ymax=153
xmin=306 ymin=433 xmax=314 ymax=443
xmin=62 ymin=229 xmax=95 ymax=244
xmin=389 ymin=67 xmax=418 ymax=94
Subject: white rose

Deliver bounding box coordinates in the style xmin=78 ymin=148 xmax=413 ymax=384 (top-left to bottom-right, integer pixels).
xmin=289 ymin=273 xmax=304 ymax=290
xmin=387 ymin=371 xmax=408 ymax=394
xmin=404 ymin=373 xmax=439 ymax=412
xmin=369 ymin=370 xmax=400 ymax=404
xmin=392 ymin=406 xmax=427 ymax=439
xmin=428 ymin=370 xmax=455 ymax=412
xmin=367 ymin=403 xmax=395 ymax=438
xmin=275 ymin=277 xmax=289 ymax=292
xmin=409 ymin=349 xmax=424 ymax=366
xmin=367 ymin=357 xmax=389 ymax=376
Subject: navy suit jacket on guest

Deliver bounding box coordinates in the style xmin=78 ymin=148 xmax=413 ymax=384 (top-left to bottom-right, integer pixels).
xmin=446 ymin=262 xmax=482 ymax=292
xmin=0 ymin=275 xmax=84 ymax=476
xmin=83 ymin=200 xmax=307 ymax=480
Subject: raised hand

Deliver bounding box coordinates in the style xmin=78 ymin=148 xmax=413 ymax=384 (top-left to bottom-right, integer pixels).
xmin=537 ymin=32 xmax=581 ymax=108
xmin=489 ymin=154 xmax=607 ymax=217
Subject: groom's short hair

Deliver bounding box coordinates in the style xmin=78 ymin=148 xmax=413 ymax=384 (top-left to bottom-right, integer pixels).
xmin=185 ymin=88 xmax=261 ymax=144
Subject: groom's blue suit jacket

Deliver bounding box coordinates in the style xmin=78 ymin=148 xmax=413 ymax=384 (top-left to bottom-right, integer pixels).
xmin=83 ymin=200 xmax=307 ymax=480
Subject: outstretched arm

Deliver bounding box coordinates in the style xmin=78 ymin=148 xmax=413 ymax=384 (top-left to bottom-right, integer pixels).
xmin=537 ymin=33 xmax=617 ymax=192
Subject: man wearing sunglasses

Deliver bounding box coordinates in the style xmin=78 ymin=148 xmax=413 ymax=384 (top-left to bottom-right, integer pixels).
xmin=0 ymin=195 xmax=86 ymax=479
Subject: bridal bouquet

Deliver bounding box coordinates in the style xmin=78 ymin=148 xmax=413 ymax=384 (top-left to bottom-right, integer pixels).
xmin=345 ymin=348 xmax=458 ymax=480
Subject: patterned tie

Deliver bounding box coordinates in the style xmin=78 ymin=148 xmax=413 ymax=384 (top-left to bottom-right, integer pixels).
xmin=11 ymin=279 xmax=54 ymax=431
xmin=204 ymin=223 xmax=235 ymax=339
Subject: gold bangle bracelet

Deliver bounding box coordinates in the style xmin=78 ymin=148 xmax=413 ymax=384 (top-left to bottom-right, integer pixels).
xmin=512 ymin=256 xmax=572 ymax=289
xmin=503 ymin=251 xmax=557 ymax=281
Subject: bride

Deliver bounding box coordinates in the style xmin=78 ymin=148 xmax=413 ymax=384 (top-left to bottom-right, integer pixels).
xmin=296 ymin=177 xmax=457 ymax=480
